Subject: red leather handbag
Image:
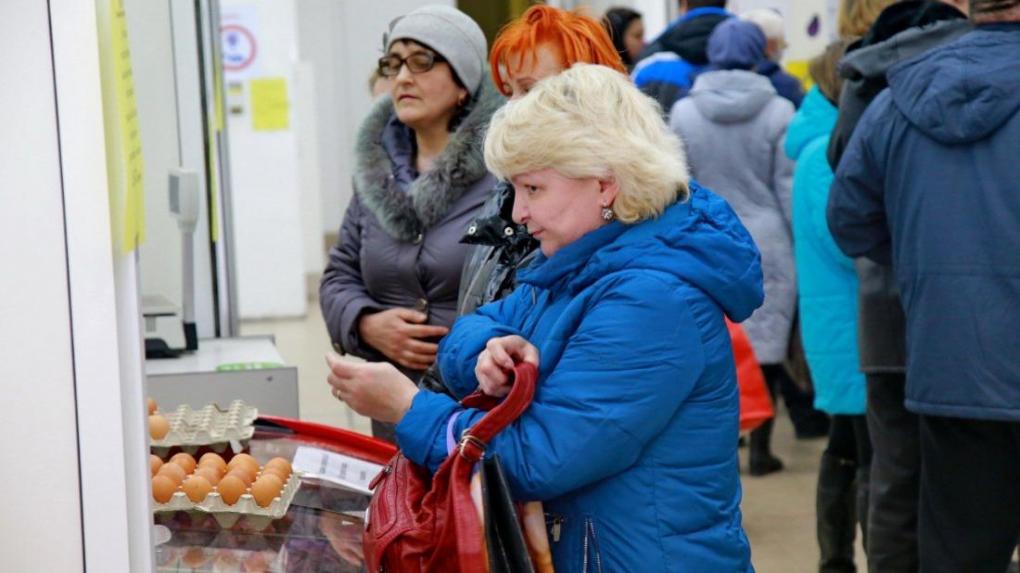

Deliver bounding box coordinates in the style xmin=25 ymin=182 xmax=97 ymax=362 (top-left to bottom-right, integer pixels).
xmin=727 ymin=319 xmax=774 ymax=432
xmin=363 ymin=362 xmax=539 ymax=572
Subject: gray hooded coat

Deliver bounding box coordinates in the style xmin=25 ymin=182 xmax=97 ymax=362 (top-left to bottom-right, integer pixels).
xmin=320 ymin=83 xmax=502 ymax=375
xmin=670 ymin=70 xmax=795 ymax=363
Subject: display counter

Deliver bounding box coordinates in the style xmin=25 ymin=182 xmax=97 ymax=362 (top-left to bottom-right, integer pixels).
xmin=153 ymin=417 xmax=395 ymax=572
xmin=146 ymin=337 xmax=300 ymax=418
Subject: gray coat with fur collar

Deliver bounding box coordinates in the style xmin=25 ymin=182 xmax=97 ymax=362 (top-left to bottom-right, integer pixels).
xmin=320 ymin=83 xmax=502 ymax=372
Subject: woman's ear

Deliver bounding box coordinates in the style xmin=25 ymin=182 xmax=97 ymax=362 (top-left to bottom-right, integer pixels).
xmin=598 ymin=175 xmax=620 ymax=207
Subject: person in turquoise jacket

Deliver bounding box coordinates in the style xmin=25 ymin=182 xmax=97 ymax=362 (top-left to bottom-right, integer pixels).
xmin=784 ymin=41 xmax=871 ymax=572
xmin=327 ymin=65 xmax=764 ymax=571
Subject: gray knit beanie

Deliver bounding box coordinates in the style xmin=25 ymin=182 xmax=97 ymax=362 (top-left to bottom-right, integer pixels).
xmin=386 ymin=5 xmax=488 ymax=95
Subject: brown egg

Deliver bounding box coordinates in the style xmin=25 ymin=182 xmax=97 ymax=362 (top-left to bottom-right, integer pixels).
xmin=149 ymin=414 xmax=170 ymax=440
xmin=251 ymin=474 xmax=283 ymax=508
xmin=259 ymin=466 xmax=289 ymax=483
xmin=198 ymin=452 xmax=227 ymax=472
xmin=149 ymin=454 xmax=163 ymax=477
xmin=263 ymin=458 xmax=292 ymax=478
xmin=147 ymin=397 xmax=158 ymax=415
xmin=151 ymin=474 xmax=177 ymax=503
xmin=227 ymin=453 xmax=259 ymax=473
xmin=157 ymin=462 xmax=187 ymax=485
xmin=193 ymin=466 xmax=221 ymax=486
xmin=181 ymin=547 xmax=208 ymax=568
xmin=169 ymin=453 xmax=197 ymax=474
xmin=216 ymin=475 xmax=246 ymax=505
xmin=225 ymin=467 xmax=255 ymax=487
xmin=182 ymin=475 xmax=213 ymax=502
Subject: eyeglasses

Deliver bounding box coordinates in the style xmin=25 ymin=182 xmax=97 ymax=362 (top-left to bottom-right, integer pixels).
xmin=377 ymin=51 xmax=445 ymax=78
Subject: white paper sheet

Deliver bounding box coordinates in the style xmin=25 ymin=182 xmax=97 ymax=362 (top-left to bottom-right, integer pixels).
xmin=291 ymin=446 xmax=384 ymax=494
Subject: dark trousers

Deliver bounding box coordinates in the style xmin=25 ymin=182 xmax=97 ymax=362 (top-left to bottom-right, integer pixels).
xmin=762 ymin=363 xmax=825 ymax=432
xmin=918 ymin=415 xmax=1020 ymax=573
xmin=865 ymin=372 xmax=920 ymax=573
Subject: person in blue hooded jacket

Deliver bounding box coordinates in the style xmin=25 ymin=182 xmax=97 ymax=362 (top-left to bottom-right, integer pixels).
xmin=827 ymin=3 xmax=1020 ymax=570
xmin=786 ymin=40 xmax=871 ymax=573
xmin=327 ymin=64 xmax=763 ymax=571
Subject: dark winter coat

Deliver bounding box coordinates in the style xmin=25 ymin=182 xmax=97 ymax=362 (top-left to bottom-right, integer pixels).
xmin=757 ymin=60 xmax=804 ymax=109
xmin=320 ymin=83 xmax=503 ymax=376
xmin=632 ymin=7 xmax=731 ymax=113
xmin=456 ymin=181 xmax=538 ymax=316
xmin=827 ymin=24 xmax=1020 ymax=422
xmin=825 ymin=3 xmax=969 ymax=373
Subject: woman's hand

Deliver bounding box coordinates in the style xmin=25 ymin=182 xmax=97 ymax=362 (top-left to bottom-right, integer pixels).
xmin=326 ymin=353 xmax=419 ymax=424
xmin=474 ymin=335 xmax=540 ymax=398
xmin=357 ymin=308 xmax=450 ymax=370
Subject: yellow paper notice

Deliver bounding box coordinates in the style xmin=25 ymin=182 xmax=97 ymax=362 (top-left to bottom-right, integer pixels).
xmin=99 ymin=0 xmax=145 ymax=253
xmin=785 ymin=60 xmax=813 ymax=91
xmin=250 ymin=78 xmax=290 ymax=131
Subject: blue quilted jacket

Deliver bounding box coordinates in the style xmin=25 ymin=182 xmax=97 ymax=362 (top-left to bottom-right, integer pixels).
xmin=786 ymin=87 xmax=865 ymax=415
xmin=397 ymin=183 xmax=763 ymax=571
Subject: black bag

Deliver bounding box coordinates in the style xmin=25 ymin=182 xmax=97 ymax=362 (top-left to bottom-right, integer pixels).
xmin=480 ymin=454 xmax=535 ymax=573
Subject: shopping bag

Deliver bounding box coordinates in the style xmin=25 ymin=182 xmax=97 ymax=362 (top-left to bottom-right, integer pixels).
xmin=727 ymin=319 xmax=774 ymax=432
xmin=363 ymin=362 xmax=542 ymax=572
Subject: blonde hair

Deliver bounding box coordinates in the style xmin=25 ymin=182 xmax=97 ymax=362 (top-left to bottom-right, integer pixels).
xmin=809 ymin=40 xmax=853 ymax=103
xmin=838 ymin=0 xmax=897 ymax=39
xmin=484 ymin=64 xmax=690 ymax=224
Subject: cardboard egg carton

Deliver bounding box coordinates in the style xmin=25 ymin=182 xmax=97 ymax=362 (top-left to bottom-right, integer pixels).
xmin=151 ymin=400 xmax=258 ymax=456
xmin=153 ymin=471 xmax=302 ymax=530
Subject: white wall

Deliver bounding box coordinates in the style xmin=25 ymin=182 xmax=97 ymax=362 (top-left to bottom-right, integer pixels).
xmin=0 ymin=2 xmax=85 ymax=570
xmin=221 ymin=0 xmax=308 ymax=318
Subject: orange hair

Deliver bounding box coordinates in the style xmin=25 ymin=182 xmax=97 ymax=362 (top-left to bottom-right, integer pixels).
xmin=489 ymin=5 xmax=627 ymax=96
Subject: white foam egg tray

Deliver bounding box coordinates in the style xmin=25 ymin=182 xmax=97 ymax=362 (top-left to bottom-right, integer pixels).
xmin=153 ymin=471 xmax=302 ymax=529
xmin=151 ymin=400 xmax=258 ymax=455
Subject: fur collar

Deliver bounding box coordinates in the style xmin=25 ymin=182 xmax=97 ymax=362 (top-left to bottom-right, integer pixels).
xmin=353 ymin=82 xmax=504 ymax=242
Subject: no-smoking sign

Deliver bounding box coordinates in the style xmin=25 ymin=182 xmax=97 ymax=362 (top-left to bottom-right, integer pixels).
xmin=221 ymin=23 xmax=257 ymax=73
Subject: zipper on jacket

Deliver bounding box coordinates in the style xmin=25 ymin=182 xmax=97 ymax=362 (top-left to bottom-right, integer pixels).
xmin=583 ymin=518 xmax=604 ymax=573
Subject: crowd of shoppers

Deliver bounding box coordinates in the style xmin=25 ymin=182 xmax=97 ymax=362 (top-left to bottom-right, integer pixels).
xmin=319 ymin=1 xmax=1020 ymax=570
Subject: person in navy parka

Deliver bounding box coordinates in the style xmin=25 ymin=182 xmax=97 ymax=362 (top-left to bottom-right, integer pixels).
xmin=827 ymin=5 xmax=1020 ymax=569
xmin=327 ymin=64 xmax=764 ymax=571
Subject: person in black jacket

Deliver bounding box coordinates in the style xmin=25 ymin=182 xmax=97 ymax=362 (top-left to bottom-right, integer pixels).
xmin=824 ymin=1 xmax=969 ymax=570
xmin=632 ymin=1 xmax=731 ymax=113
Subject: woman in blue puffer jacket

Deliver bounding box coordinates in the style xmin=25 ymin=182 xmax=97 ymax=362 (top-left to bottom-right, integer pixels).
xmin=785 ymin=40 xmax=872 ymax=572
xmin=328 ymin=65 xmax=764 ymax=571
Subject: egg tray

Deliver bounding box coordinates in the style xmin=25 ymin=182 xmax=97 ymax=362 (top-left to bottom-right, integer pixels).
xmin=153 ymin=472 xmax=302 ymax=530
xmin=151 ymin=400 xmax=258 ymax=456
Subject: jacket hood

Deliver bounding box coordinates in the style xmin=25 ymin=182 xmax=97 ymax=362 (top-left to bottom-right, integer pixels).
xmin=353 ymin=80 xmax=505 ymax=241
xmin=839 ymin=18 xmax=970 ymax=83
xmin=656 ymin=8 xmax=731 ymax=66
xmin=888 ymin=25 xmax=1020 ymax=145
xmin=518 ymin=182 xmax=764 ymax=322
xmin=707 ymin=19 xmax=766 ymax=70
xmin=860 ymin=1 xmax=966 ymax=48
xmin=785 ymin=87 xmax=837 ymax=161
xmin=689 ymin=70 xmax=776 ymax=123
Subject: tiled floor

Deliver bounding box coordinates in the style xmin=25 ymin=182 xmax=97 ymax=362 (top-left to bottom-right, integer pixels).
xmin=241 ymin=306 xmax=864 ymax=572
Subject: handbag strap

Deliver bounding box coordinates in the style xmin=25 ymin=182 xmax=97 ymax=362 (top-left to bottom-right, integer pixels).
xmin=457 ymin=362 xmax=537 ymax=462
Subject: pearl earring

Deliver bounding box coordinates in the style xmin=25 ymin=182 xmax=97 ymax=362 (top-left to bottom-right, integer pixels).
xmin=601 ymin=207 xmax=615 ymax=221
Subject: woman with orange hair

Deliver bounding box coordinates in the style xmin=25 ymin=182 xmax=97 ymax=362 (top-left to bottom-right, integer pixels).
xmin=455 ymin=5 xmax=627 ymax=318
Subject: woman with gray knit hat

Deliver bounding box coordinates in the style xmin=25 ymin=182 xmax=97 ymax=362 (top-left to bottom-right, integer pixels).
xmin=320 ymin=5 xmax=502 ymax=440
